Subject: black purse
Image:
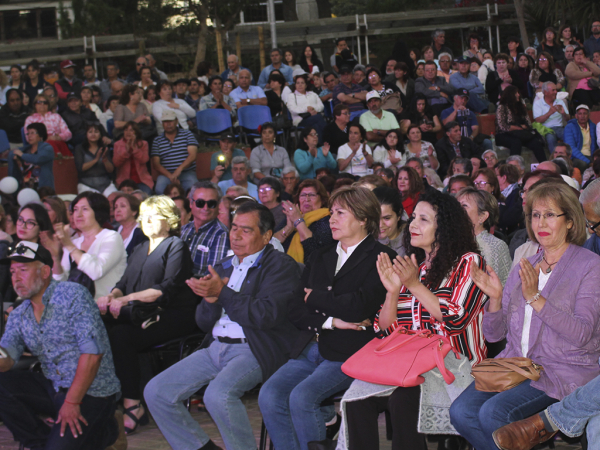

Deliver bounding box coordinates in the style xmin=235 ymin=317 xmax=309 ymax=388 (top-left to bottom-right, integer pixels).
xmin=118 ymin=301 xmax=163 ymax=329
xmin=67 ymin=255 xmax=95 ymax=298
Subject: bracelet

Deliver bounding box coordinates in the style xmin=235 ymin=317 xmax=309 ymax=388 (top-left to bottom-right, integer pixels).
xmin=64 ymin=400 xmax=82 ymax=405
xmin=294 ymin=218 xmax=305 ymax=228
xmin=526 ymin=291 xmax=541 ymax=305
xmin=66 ymin=246 xmax=77 ymax=254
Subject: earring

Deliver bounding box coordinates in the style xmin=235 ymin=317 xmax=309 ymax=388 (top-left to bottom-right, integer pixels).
xmin=273 ymin=138 xmax=276 ymax=143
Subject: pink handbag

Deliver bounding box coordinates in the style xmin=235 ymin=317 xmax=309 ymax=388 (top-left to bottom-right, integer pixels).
xmin=341 ymin=328 xmax=459 ymax=386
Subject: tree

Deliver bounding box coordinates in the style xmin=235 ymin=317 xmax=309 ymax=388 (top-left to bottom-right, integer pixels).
xmin=513 ymin=0 xmax=530 ymax=49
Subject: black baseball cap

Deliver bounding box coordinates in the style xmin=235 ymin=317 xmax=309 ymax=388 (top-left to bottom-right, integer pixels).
xmin=3 ymin=241 xmax=54 ymax=268
xmin=66 ymin=92 xmax=81 ymax=101
xmin=174 ymin=78 xmax=190 ymax=86
xmin=220 ymin=132 xmax=235 ymax=141
xmin=339 ymin=66 xmax=352 ymax=74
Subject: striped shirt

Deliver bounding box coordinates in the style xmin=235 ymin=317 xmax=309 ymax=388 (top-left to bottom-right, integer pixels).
xmin=180 ymin=219 xmax=230 ymax=276
xmin=151 ymin=129 xmax=198 ymax=172
xmin=374 ymin=252 xmax=488 ymax=365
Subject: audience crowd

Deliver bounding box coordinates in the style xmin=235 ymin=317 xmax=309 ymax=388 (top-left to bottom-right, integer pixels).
xmin=2 ymin=20 xmax=600 ymax=450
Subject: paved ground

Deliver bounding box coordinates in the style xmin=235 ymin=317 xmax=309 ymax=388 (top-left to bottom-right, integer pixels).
xmin=0 ymin=393 xmax=584 ymax=450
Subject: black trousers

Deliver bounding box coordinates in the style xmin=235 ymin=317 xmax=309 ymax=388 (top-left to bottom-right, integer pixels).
xmin=572 ymin=89 xmax=600 ymax=109
xmin=0 ymin=370 xmax=117 ymax=450
xmin=108 ymin=307 xmax=199 ymax=399
xmin=495 ymin=131 xmax=547 ymax=163
xmin=346 ymin=385 xmax=427 ymax=450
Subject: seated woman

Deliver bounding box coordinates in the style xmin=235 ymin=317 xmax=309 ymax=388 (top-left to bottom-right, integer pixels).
xmin=113 ymin=192 xmax=148 ymax=258
xmin=80 ymin=85 xmax=101 ymax=120
xmin=396 ymin=166 xmax=424 ymax=216
xmin=391 ymin=62 xmax=415 ymax=106
xmin=17 ymin=203 xmax=53 ymax=245
xmin=199 ymin=75 xmax=237 ymax=120
xmin=8 ymin=123 xmax=54 ymax=189
xmin=341 ymin=189 xmax=487 ymax=450
xmin=257 ymin=177 xmax=285 ymax=228
xmin=373 ymin=129 xmax=406 ymax=171
xmin=404 ymin=124 xmax=439 ymax=170
xmin=222 ymin=79 xmax=235 ymax=97
xmin=113 ymin=121 xmax=154 ymax=195
xmin=74 ymin=123 xmax=118 ymax=196
xmin=294 ymin=126 xmax=337 ymax=180
xmin=474 ymin=168 xmax=503 ymax=202
xmin=264 ymin=72 xmax=292 ymax=119
xmin=137 ymin=66 xmax=156 ymax=91
xmin=99 ymin=195 xmax=199 ymax=434
xmin=529 ymin=52 xmax=565 ymax=92
xmin=152 ymin=80 xmax=196 ymax=133
xmin=450 ymin=182 xmax=600 ymax=450
xmin=403 ymin=94 xmax=442 ymax=144
xmin=259 ymin=186 xmax=397 ymax=450
xmin=24 ymin=93 xmax=72 ymax=156
xmin=273 ymin=179 xmax=333 ymax=264
xmin=0 ymin=89 xmax=29 ymax=145
xmin=114 ymin=84 xmax=154 ymax=141
xmin=456 ymin=187 xmax=512 ymax=285
xmin=373 ymin=186 xmax=406 ymax=256
xmin=44 ymin=191 xmax=127 ymax=300
xmin=565 ymin=47 xmax=600 ymax=109
xmin=448 ymin=174 xmax=475 ymax=195
xmin=495 ymin=86 xmax=547 ymax=163
xmin=43 ymin=196 xmax=68 ymax=226
xmin=286 ymin=73 xmax=327 ymax=143
xmin=337 ymin=124 xmax=374 ymax=178
xmin=249 ymin=122 xmax=292 ymax=181
xmin=515 ymin=53 xmax=534 ymax=100
xmin=299 ymin=45 xmax=324 ymax=79
xmin=486 ymin=53 xmax=524 ymax=105
xmin=141 ymin=85 xmax=158 ymax=115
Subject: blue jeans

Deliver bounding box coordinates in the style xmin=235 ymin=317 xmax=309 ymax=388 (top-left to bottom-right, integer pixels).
xmin=258 ymin=341 xmax=354 ymax=450
xmin=467 ymin=95 xmax=491 ymax=113
xmin=135 ymin=182 xmax=153 ymax=195
xmin=544 ymin=126 xmax=565 ymax=155
xmin=449 ymin=380 xmax=557 ymax=450
xmin=144 ymin=340 xmax=263 ymax=450
xmin=546 ymin=372 xmax=600 ymax=449
xmin=154 ymin=169 xmax=198 ymax=195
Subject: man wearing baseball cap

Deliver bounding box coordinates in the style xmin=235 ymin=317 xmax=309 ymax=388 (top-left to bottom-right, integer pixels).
xmin=331 ymin=65 xmax=367 ymax=113
xmin=0 ymin=241 xmax=124 ymax=450
xmin=210 ymin=132 xmax=246 ymax=184
xmin=449 ymin=56 xmax=490 ymax=113
xmin=359 ymin=91 xmax=400 ymax=146
xmin=564 ymin=104 xmax=598 ymax=171
xmin=55 ymin=60 xmax=83 ymax=101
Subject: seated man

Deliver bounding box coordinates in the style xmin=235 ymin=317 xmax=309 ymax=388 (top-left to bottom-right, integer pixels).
xmin=218 ymin=156 xmax=259 ymax=199
xmin=151 ymin=110 xmax=199 ymax=194
xmin=144 ymin=202 xmax=301 ymax=450
xmin=55 ymin=60 xmax=83 ymax=101
xmin=564 ymin=104 xmax=598 ymax=172
xmin=331 ymin=38 xmax=351 ymax=74
xmin=82 ymin=64 xmax=100 ymax=86
xmin=331 ymin=66 xmax=367 ymax=115
xmin=281 ymin=167 xmax=299 ymax=201
xmin=449 ymin=56 xmax=490 ymax=113
xmin=61 ymin=93 xmax=108 ymax=147
xmin=414 ymin=61 xmax=455 ymax=116
xmin=230 ymin=69 xmax=268 ymax=111
xmin=0 ymin=241 xmax=123 ymax=450
xmin=221 ymin=54 xmax=253 ymax=84
xmin=145 ymin=53 xmax=169 ymax=80
xmin=435 ymin=120 xmax=478 ymax=176
xmin=533 ymin=81 xmax=569 ymax=154
xmin=174 ymin=78 xmax=190 ymax=100
xmin=185 ymin=79 xmax=203 ymax=111
xmin=100 ymin=62 xmax=125 ymax=103
xmin=257 ymin=48 xmax=294 ymax=89
xmin=359 ymin=91 xmax=400 ymax=147
xmin=496 ymin=163 xmax=524 ymax=236
xmin=440 ymin=89 xmax=492 ymax=152
xmin=125 ymin=56 xmax=159 ymax=84
xmin=181 ymin=181 xmax=230 ymax=277
xmin=319 ymin=72 xmax=338 ymax=103
xmin=211 ymin=132 xmax=247 ymax=183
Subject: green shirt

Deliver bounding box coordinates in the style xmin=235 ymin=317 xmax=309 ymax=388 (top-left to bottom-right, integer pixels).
xmin=359 ymin=110 xmax=400 ymax=148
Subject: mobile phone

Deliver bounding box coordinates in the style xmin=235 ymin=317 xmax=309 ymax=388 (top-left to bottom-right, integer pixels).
xmin=530 ymin=163 xmax=539 ymax=172
xmin=217 ymin=155 xmax=226 ymax=163
xmin=0 ymin=347 xmax=8 ymax=359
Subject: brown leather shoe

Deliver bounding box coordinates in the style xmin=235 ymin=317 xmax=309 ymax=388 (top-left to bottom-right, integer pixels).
xmin=492 ymin=414 xmax=557 ymax=450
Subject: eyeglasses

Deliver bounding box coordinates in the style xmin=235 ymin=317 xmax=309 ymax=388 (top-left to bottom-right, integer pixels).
xmin=139 ymin=214 xmax=165 ymax=222
xmin=17 ymin=217 xmax=38 ymax=229
xmin=36 ymin=101 xmax=48 ymax=105
xmin=538 ymin=58 xmax=548 ymax=62
xmin=258 ymin=187 xmax=273 ymax=193
xmin=531 ymin=212 xmax=566 ymax=221
xmin=299 ymin=193 xmax=318 ymax=200
xmin=308 ymin=132 xmax=318 ymax=137
xmin=483 ymin=156 xmax=496 ymax=161
xmin=474 ymin=181 xmax=489 ymax=187
xmin=586 ymin=219 xmax=600 ymax=232
xmin=194 ymin=199 xmax=218 ymax=209
xmin=282 ymin=176 xmax=297 ymax=182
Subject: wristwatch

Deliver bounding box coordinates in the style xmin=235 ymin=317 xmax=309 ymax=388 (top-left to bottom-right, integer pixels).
xmin=246 ymin=98 xmax=251 ymax=104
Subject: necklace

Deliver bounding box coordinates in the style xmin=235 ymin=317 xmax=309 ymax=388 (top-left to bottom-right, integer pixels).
xmin=542 ymin=254 xmax=559 ymax=273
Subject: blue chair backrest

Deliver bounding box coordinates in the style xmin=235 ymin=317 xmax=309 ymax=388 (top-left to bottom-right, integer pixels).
xmin=196 ymin=109 xmax=233 ymax=134
xmin=21 ymin=127 xmax=26 ymax=145
xmin=237 ymin=105 xmax=273 ymax=131
xmin=106 ymin=119 xmax=115 ymax=139
xmin=324 ymin=100 xmax=334 ymax=119
xmin=0 ymin=130 xmax=9 ymax=152
xmin=349 ymin=109 xmax=367 ymax=122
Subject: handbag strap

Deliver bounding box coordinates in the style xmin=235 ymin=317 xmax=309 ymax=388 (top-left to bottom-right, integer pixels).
xmin=433 ymin=340 xmax=455 ymax=384
xmin=374 ymin=329 xmax=432 ymax=355
xmin=492 ymin=359 xmax=540 ymax=380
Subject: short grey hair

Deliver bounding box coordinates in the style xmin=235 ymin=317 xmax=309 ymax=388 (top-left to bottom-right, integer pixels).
xmin=432 ymin=29 xmax=445 ymax=39
xmin=228 ymin=54 xmax=239 ymax=63
xmin=438 ymin=52 xmax=452 ymax=62
xmin=456 ymin=187 xmax=499 ymax=230
xmin=542 ymin=81 xmax=556 ymax=94
xmin=282 ymin=166 xmax=299 ymax=177
xmin=132 ymin=189 xmax=149 ymax=201
xmin=564 ymin=44 xmax=576 ymax=53
xmin=232 ymin=156 xmax=250 ymax=170
xmin=506 ymin=155 xmax=526 ymax=171
xmin=482 ymin=149 xmax=498 ymax=159
xmin=188 ymin=181 xmax=222 ymax=201
xmin=580 ymin=178 xmax=600 ymax=215
xmin=525 ymin=47 xmax=537 ymax=56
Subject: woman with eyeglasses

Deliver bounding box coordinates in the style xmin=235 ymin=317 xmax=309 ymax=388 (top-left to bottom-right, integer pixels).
xmin=273 ymin=179 xmax=333 ymax=264
xmin=473 ymin=168 xmax=503 ymax=201
xmin=200 ymin=75 xmax=237 ymax=119
xmin=15 ymin=203 xmax=53 ymax=245
xmin=294 ymin=126 xmax=337 ymax=181
xmin=8 ymin=122 xmax=54 ymax=189
xmin=450 ymin=182 xmax=600 ymax=450
xmin=97 ymin=195 xmax=198 ymax=435
xmin=529 ymin=52 xmax=565 ymax=93
xmin=24 ymin=93 xmax=72 ymax=156
xmin=257 ymin=177 xmax=285 ymax=228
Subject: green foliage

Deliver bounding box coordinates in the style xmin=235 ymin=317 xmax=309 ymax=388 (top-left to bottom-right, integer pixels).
xmin=330 ymin=0 xmax=454 ymax=17
xmin=524 ymin=0 xmax=600 ymax=38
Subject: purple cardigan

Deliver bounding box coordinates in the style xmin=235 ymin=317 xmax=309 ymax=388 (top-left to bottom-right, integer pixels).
xmin=483 ymin=244 xmax=600 ymax=400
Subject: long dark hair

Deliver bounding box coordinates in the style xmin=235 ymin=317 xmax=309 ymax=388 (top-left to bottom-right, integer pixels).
xmin=402 ymin=189 xmax=479 ymax=288
xmin=381 ymin=129 xmax=404 ymax=155
xmin=499 ymin=85 xmax=527 ymax=117
xmin=299 ymin=45 xmax=323 ymax=73
xmin=407 ymin=93 xmax=433 ymax=123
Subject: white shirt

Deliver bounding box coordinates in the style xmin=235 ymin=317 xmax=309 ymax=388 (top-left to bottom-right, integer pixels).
xmin=54 ymin=228 xmax=127 ymax=300
xmin=285 ymin=91 xmax=325 ymax=126
xmin=337 ymin=143 xmax=373 ymax=176
xmin=372 ymin=146 xmax=407 ymax=169
xmin=521 ymin=270 xmax=551 ymax=357
xmin=152 ymin=99 xmax=196 ymax=133
xmin=532 ymin=96 xmax=568 ymax=129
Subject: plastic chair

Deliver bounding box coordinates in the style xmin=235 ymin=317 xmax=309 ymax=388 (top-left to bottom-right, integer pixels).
xmin=0 ymin=130 xmax=10 ymax=153
xmin=349 ymin=109 xmax=367 ymax=122
xmin=106 ymin=119 xmax=115 ymax=139
xmin=196 ymin=109 xmax=235 ymax=144
xmin=237 ymin=105 xmax=284 ymax=146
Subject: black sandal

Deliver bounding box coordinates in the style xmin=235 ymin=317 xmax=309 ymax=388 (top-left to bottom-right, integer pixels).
xmin=123 ymin=403 xmax=149 ymax=435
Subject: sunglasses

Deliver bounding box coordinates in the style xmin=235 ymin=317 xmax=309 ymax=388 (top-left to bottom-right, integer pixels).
xmin=194 ymin=199 xmax=218 ymax=209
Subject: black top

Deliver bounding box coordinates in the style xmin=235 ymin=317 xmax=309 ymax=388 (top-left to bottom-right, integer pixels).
xmin=61 ymin=108 xmax=101 ymax=138
xmin=114 ymin=236 xmax=197 ymax=310
xmin=322 ymin=122 xmax=349 ymax=155
xmin=434 ymin=135 xmax=478 ymax=177
xmin=265 ymin=90 xmax=286 ymax=118
xmin=485 ymin=69 xmax=524 ymax=104
xmin=125 ymin=227 xmax=149 ymax=259
xmin=73 ymin=144 xmax=114 ymax=192
xmin=21 ymin=79 xmax=48 ymax=105
xmin=282 ymin=216 xmax=334 ymax=261
xmin=0 ymin=105 xmax=29 ymax=143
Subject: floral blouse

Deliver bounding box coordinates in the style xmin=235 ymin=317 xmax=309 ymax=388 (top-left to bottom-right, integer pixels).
xmin=495 ymin=102 xmax=531 ymax=134
xmin=403 ymin=141 xmax=436 ymax=168
xmin=529 ymin=68 xmax=566 ymax=90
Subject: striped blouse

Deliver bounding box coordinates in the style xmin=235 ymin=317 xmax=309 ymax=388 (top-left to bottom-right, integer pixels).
xmin=374 ymin=252 xmax=488 ymax=365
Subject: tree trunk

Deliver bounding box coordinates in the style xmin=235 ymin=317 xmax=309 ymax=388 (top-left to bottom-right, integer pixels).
xmin=194 ymin=5 xmax=210 ymax=73
xmin=514 ymin=0 xmax=530 ymax=48
xmin=282 ymin=0 xmax=298 ymax=21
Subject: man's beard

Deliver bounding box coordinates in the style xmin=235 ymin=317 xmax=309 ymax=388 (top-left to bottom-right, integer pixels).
xmin=15 ymin=270 xmax=45 ymax=299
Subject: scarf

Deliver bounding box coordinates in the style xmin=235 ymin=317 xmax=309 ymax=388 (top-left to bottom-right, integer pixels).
xmin=287 ymin=207 xmax=330 ymax=263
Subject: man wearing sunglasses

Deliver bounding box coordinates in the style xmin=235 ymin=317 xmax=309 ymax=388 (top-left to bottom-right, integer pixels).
xmin=0 ymin=241 xmax=124 ymax=450
xmin=218 ymin=156 xmax=258 ymax=200
xmin=180 ymin=181 xmax=230 ymax=276
xmin=580 ymin=178 xmax=600 ymax=256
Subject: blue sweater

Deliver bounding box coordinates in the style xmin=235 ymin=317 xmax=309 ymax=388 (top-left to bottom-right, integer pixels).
xmin=294 ymin=148 xmax=337 ymax=180
xmin=8 ymin=141 xmax=55 ymax=188
xmin=564 ymin=118 xmax=598 ymax=164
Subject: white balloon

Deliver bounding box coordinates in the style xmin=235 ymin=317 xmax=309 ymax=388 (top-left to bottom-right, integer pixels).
xmin=0 ymin=177 xmax=19 ymax=194
xmin=17 ymin=188 xmax=41 ymax=206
